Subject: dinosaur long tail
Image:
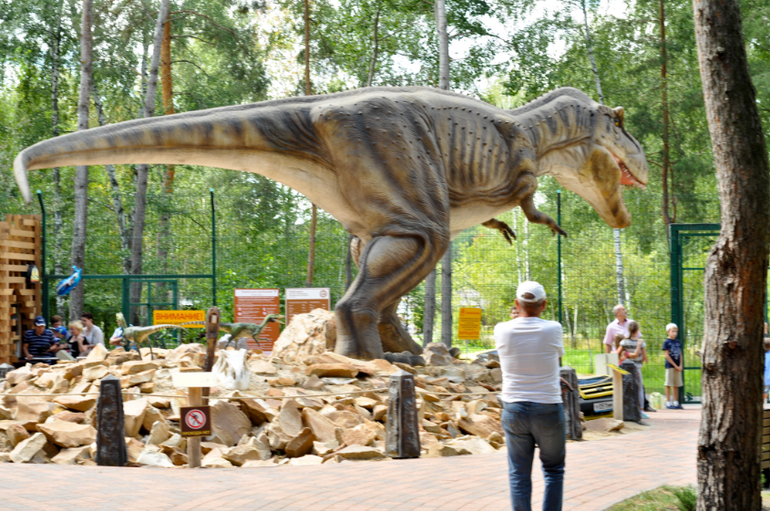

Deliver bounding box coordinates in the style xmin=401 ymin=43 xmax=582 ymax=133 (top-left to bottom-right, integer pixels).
xmin=14 ymin=101 xmax=327 ymax=205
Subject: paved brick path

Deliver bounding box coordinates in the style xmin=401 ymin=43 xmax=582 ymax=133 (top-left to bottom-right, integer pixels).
xmin=0 ymin=406 xmax=699 ymax=511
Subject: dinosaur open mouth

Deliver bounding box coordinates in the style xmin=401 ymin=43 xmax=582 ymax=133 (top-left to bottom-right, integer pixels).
xmin=611 ymin=152 xmax=646 ymax=189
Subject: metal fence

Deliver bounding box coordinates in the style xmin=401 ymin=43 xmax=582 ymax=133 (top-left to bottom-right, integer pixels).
xmin=2 ymin=181 xmax=726 ymax=400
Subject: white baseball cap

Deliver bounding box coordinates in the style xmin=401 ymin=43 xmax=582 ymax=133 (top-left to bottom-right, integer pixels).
xmin=517 ymin=281 xmax=546 ymax=302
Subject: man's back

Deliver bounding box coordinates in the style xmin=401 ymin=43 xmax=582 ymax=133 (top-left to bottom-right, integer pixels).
xmin=495 ymin=317 xmax=564 ymax=404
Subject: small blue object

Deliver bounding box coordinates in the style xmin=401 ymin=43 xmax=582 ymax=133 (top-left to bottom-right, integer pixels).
xmin=55 ymin=266 xmax=82 ymax=296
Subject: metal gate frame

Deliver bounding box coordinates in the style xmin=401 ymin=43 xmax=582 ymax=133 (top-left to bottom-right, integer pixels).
xmin=37 ymin=189 xmax=218 ymax=325
xmin=669 ymin=223 xmax=719 ymax=403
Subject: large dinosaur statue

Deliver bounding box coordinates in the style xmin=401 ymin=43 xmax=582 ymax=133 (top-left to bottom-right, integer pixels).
xmin=182 ymin=314 xmax=283 ymax=350
xmin=14 ymin=86 xmax=647 ymax=360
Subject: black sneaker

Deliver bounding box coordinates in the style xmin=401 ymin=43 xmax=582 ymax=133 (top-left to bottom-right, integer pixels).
xmin=644 ymin=407 xmax=657 ymax=413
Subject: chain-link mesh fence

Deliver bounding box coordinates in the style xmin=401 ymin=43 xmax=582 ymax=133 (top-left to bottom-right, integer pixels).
xmin=6 ymin=181 xmax=726 ymax=399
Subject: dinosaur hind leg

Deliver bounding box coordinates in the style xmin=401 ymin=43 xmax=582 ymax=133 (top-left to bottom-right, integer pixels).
xmin=348 ymin=236 xmax=424 ymax=356
xmin=335 ymin=233 xmax=445 ymax=360
xmin=378 ymin=301 xmax=424 ymax=355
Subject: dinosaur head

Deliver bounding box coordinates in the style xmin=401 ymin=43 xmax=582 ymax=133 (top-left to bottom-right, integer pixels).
xmin=548 ymin=103 xmax=648 ymax=229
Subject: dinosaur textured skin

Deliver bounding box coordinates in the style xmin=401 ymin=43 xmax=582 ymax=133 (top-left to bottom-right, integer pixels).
xmin=15 ymin=87 xmax=648 ymax=360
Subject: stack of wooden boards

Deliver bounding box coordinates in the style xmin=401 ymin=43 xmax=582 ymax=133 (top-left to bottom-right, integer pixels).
xmin=0 ymin=214 xmax=42 ymax=364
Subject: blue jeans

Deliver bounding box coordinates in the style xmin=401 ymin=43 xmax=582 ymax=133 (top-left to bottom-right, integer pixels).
xmin=501 ymin=401 xmax=566 ymax=511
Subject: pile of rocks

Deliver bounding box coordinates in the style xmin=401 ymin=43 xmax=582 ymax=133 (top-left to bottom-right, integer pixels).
xmin=0 ymin=314 xmax=506 ymax=468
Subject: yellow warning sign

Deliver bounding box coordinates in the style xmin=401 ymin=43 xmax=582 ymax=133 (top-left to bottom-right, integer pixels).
xmin=458 ymin=308 xmax=482 ymax=340
xmin=153 ymin=310 xmax=205 ymax=325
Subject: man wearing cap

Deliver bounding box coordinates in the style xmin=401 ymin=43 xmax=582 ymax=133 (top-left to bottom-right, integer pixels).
xmin=495 ymin=281 xmax=565 ymax=511
xmin=22 ymin=316 xmax=60 ymax=362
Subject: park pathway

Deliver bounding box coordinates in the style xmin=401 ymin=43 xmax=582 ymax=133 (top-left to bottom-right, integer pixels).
xmin=0 ymin=405 xmax=699 ymax=511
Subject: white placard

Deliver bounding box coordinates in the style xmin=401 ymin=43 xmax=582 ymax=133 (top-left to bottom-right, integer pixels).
xmin=172 ymin=372 xmax=217 ymax=388
xmin=235 ymin=289 xmax=279 ymax=297
xmin=285 ymin=288 xmax=330 ymax=300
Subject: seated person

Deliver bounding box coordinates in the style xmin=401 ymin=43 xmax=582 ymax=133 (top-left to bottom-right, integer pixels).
xmin=109 ymin=326 xmax=138 ymax=352
xmin=23 ymin=316 xmax=60 ymax=362
xmin=68 ymin=321 xmax=91 ymax=358
xmin=51 ymin=326 xmax=75 ymax=361
xmin=50 ymin=315 xmax=72 ymax=343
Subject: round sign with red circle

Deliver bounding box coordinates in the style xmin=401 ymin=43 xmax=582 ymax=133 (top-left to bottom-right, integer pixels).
xmin=185 ymin=409 xmax=206 ymax=430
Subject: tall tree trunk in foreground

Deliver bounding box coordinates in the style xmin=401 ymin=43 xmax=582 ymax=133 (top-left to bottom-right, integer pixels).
xmin=694 ymin=0 xmax=770 ymax=508
xmin=70 ymin=0 xmax=93 ymax=321
xmin=48 ymin=0 xmax=66 ymax=316
xmin=580 ymin=0 xmax=625 ymax=307
xmin=436 ymin=0 xmax=452 ymax=347
xmin=660 ymin=0 xmax=673 ymax=226
xmin=304 ymin=0 xmax=318 ymax=288
xmin=157 ymin=19 xmax=175 ymax=303
xmin=92 ymin=83 xmax=130 ymax=275
xmin=131 ymin=0 xmax=170 ymax=324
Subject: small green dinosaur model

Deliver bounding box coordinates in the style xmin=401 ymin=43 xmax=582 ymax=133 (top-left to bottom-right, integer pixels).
xmin=182 ymin=314 xmax=283 ymax=350
xmin=115 ymin=312 xmax=187 ymax=359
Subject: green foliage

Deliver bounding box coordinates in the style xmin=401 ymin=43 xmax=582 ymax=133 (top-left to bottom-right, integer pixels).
xmin=671 ymin=486 xmax=697 ymax=511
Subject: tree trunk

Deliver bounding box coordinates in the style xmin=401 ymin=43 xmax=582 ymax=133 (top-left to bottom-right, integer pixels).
xmin=694 ymin=0 xmax=770 ymax=508
xmin=157 ymin=18 xmax=175 ymax=303
xmin=49 ymin=1 xmax=66 ymax=316
xmin=131 ymin=0 xmax=170 ymax=324
xmin=303 ymin=0 xmax=318 ymax=288
xmin=70 ymin=0 xmax=93 ymax=321
xmin=524 ymin=220 xmax=530 ymax=280
xmin=92 ymin=84 xmax=130 ymax=274
xmin=366 ymin=5 xmax=381 ymax=87
xmin=436 ymin=0 xmax=452 ymax=346
xmin=305 ymin=204 xmax=317 ymax=287
xmin=660 ymin=0 xmax=673 ymax=226
xmin=581 ymin=0 xmax=625 ymax=307
xmin=423 ymin=269 xmax=436 ymax=346
xmin=345 ymin=234 xmax=353 ymax=290
xmin=513 ymin=211 xmax=522 ymax=284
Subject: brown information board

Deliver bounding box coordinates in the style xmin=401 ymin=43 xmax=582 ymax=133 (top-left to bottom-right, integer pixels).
xmin=180 ymin=406 xmax=211 ymax=437
xmin=285 ymin=288 xmax=330 ymax=324
xmin=234 ymin=289 xmax=280 ymax=352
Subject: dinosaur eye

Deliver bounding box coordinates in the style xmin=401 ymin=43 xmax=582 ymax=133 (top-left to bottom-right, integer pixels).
xmin=614 ymin=121 xmax=620 ymax=127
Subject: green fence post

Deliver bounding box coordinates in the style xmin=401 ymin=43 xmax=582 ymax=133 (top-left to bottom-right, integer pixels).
xmin=36 ymin=191 xmax=48 ymax=322
xmin=210 ymin=189 xmax=217 ymax=307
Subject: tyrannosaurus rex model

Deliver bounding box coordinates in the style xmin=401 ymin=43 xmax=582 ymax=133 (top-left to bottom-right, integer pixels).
xmin=14 ymin=87 xmax=648 ymax=360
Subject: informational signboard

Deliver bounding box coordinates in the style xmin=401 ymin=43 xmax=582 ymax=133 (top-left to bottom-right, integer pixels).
xmin=234 ymin=289 xmax=281 ymax=352
xmin=153 ymin=309 xmax=205 ymax=325
xmin=458 ymin=308 xmax=482 ymax=340
xmin=180 ymin=406 xmax=211 ymax=437
xmin=285 ymin=288 xmax=330 ymax=324
xmin=171 ymin=372 xmax=217 ymax=388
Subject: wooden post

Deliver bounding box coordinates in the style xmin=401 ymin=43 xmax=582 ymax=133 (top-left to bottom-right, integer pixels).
xmin=607 ymin=363 xmax=628 ymax=422
xmin=612 ymin=370 xmax=624 ymax=421
xmin=187 ymin=386 xmax=202 ymax=468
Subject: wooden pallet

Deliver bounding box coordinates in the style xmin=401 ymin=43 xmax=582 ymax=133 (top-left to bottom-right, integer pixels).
xmin=0 ymin=215 xmax=42 ymax=364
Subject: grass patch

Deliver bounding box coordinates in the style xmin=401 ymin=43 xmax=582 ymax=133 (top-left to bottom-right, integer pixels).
xmin=607 ymin=486 xmax=696 ymax=511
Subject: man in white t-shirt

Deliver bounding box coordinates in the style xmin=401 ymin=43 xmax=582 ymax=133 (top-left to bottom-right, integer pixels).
xmin=494 ymin=281 xmax=565 ymax=511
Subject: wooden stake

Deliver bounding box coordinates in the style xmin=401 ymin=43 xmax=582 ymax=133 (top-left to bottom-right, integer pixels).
xmin=187 ymin=386 xmax=202 ymax=468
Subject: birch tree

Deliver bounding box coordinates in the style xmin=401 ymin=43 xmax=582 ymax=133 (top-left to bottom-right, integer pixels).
xmin=130 ymin=0 xmax=169 ymax=323
xmin=69 ymin=0 xmax=92 ymax=320
xmin=577 ymin=0 xmax=625 ymax=307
